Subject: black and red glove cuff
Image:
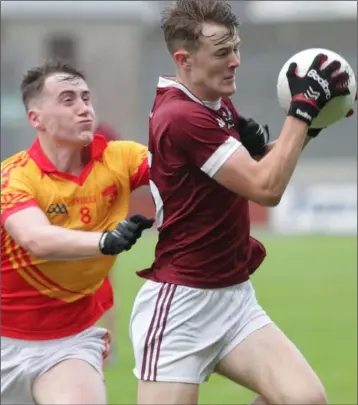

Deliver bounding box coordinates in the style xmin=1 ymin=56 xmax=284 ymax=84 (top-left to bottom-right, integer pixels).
xmin=288 ymin=100 xmax=320 ymax=125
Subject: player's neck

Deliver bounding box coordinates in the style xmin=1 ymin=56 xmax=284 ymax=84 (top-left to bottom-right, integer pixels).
xmin=175 ymin=75 xmax=221 ymax=104
xmin=38 ymin=136 xmax=86 ymax=175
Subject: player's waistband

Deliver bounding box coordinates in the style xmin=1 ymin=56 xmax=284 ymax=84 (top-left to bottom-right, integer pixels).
xmin=0 ymin=327 xmax=94 ymax=348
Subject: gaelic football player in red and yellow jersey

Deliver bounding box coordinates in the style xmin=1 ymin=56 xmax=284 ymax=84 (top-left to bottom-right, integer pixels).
xmin=1 ymin=61 xmax=153 ymax=404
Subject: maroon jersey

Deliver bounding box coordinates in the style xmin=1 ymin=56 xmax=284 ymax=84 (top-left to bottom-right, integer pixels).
xmin=137 ymin=77 xmax=266 ymax=288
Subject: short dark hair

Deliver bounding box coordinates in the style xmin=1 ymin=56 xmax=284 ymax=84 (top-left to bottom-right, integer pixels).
xmin=20 ymin=60 xmax=86 ymax=110
xmin=161 ymin=0 xmax=240 ymax=54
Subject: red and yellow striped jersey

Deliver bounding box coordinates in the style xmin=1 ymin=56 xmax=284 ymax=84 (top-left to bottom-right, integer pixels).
xmin=1 ymin=135 xmax=149 ymax=339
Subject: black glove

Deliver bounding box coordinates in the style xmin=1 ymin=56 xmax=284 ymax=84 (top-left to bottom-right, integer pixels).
xmin=287 ymin=53 xmax=350 ymax=125
xmin=237 ymin=116 xmax=270 ymax=157
xmin=307 ymin=127 xmax=324 ymax=138
xmin=99 ymin=214 xmax=154 ymax=255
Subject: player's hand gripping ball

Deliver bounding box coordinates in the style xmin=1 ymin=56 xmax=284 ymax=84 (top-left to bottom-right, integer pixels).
xmin=277 ymin=48 xmax=357 ymax=128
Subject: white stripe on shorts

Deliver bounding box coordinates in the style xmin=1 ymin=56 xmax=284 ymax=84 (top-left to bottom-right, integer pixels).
xmin=140 ymin=283 xmax=177 ymax=381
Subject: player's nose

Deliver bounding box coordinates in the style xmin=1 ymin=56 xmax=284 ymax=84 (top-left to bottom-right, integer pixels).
xmin=229 ymin=51 xmax=240 ymax=69
xmin=77 ymin=101 xmax=92 ymax=117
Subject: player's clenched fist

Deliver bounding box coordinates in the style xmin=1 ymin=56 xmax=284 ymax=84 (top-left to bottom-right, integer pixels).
xmin=287 ymin=53 xmax=350 ymax=125
xmin=99 ymin=214 xmax=154 ymax=255
xmin=237 ymin=116 xmax=270 ymax=157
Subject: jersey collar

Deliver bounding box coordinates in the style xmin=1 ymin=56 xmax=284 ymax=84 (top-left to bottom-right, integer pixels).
xmin=157 ymin=76 xmax=222 ymax=111
xmin=28 ymin=134 xmax=108 ymax=174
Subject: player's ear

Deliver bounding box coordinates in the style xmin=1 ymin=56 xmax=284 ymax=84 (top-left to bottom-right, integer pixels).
xmin=173 ymin=50 xmax=191 ymax=70
xmin=28 ymin=108 xmax=44 ymax=131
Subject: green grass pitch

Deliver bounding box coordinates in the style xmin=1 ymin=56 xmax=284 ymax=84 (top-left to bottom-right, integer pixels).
xmin=104 ymin=234 xmax=357 ymax=404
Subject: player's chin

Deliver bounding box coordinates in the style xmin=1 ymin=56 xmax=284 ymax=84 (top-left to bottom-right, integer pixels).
xmin=220 ymin=83 xmax=237 ymax=96
xmin=78 ymin=131 xmax=94 ymax=145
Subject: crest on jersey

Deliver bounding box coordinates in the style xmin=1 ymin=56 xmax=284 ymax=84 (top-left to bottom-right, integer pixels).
xmin=216 ymin=118 xmax=225 ymax=128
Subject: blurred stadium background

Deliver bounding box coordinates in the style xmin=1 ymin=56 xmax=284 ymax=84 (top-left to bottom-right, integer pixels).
xmin=1 ymin=1 xmax=357 ymax=403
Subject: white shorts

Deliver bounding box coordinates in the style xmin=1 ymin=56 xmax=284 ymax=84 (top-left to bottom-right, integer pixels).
xmin=130 ymin=280 xmax=272 ymax=384
xmin=1 ymin=326 xmax=110 ymax=405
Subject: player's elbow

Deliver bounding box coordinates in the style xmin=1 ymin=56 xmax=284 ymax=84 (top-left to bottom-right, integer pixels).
xmin=252 ymin=183 xmax=283 ymax=207
xmin=20 ymin=236 xmax=49 ymax=259
xmin=262 ymin=190 xmax=283 ymax=207
xmin=229 ymin=182 xmax=282 ymax=207
xmin=255 ymin=175 xmax=284 ymax=207
xmin=267 ymin=196 xmax=282 ymax=207
xmin=255 ymin=192 xmax=282 ymax=207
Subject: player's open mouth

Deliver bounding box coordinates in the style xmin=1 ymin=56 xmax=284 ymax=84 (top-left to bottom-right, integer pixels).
xmin=78 ymin=120 xmax=93 ymax=127
xmin=79 ymin=120 xmax=93 ymax=124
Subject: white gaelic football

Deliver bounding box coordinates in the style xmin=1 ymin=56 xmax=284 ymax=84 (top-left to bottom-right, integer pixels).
xmin=277 ymin=48 xmax=357 ymax=128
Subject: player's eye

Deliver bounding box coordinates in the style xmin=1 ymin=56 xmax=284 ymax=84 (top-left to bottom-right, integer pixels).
xmin=61 ymin=95 xmax=74 ymax=103
xmin=216 ymin=50 xmax=229 ymax=58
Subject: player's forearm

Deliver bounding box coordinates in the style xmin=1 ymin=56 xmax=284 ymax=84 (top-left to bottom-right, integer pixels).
xmin=257 ymin=117 xmax=308 ymax=203
xmin=261 ymin=134 xmax=310 ymax=158
xmin=25 ymin=225 xmax=103 ymax=261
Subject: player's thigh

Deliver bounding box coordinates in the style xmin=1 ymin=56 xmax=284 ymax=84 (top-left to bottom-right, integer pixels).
xmin=33 ymin=326 xmax=110 ymax=405
xmin=33 ymin=358 xmax=106 ymax=405
xmin=138 ymin=380 xmax=198 ymax=405
xmin=215 ymin=323 xmax=327 ymax=405
xmin=1 ymin=343 xmax=34 ymax=405
xmin=130 ymin=281 xmax=234 ymax=384
xmin=131 ymin=281 xmax=244 ymax=404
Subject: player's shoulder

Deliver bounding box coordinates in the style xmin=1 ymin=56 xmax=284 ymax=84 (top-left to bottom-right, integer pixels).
xmin=2 ymin=150 xmax=29 ymax=170
xmin=1 ymin=150 xmax=39 ymax=186
xmin=155 ymin=91 xmax=217 ymax=129
xmin=104 ymin=140 xmax=147 ymax=157
xmin=103 ymin=140 xmax=148 ymax=174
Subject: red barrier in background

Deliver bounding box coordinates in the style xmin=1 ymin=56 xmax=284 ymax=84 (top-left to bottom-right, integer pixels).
xmin=129 ymin=188 xmax=268 ymax=226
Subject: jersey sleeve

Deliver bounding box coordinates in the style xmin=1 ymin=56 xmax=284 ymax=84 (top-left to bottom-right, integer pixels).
xmin=125 ymin=141 xmax=149 ymax=191
xmin=105 ymin=141 xmax=149 ymax=191
xmin=1 ymin=168 xmax=39 ymax=226
xmin=168 ymin=107 xmax=242 ymax=178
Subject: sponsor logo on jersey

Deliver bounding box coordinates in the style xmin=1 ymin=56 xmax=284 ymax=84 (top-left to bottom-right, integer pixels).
xmin=102 ymin=184 xmax=118 ymax=205
xmin=47 ymin=203 xmax=68 ymax=215
xmin=220 ymin=108 xmax=235 ymax=129
xmin=70 ymin=196 xmax=96 ymax=206
xmin=216 ymin=118 xmax=226 ymax=128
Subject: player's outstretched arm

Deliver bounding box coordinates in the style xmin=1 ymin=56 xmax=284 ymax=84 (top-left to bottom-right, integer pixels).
xmin=4 ymin=207 xmax=154 ymax=261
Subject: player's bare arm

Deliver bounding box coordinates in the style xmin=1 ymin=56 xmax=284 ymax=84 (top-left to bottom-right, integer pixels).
xmin=4 ymin=206 xmax=153 ymax=261
xmin=243 ymin=135 xmax=312 ymax=162
xmin=260 ymin=134 xmax=311 ymax=159
xmin=214 ymin=116 xmax=307 ymax=206
xmin=4 ymin=206 xmax=102 ymax=259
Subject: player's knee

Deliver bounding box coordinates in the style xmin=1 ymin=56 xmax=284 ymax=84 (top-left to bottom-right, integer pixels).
xmin=300 ymin=384 xmax=327 ymax=405
xmin=278 ymin=382 xmax=327 ymax=405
